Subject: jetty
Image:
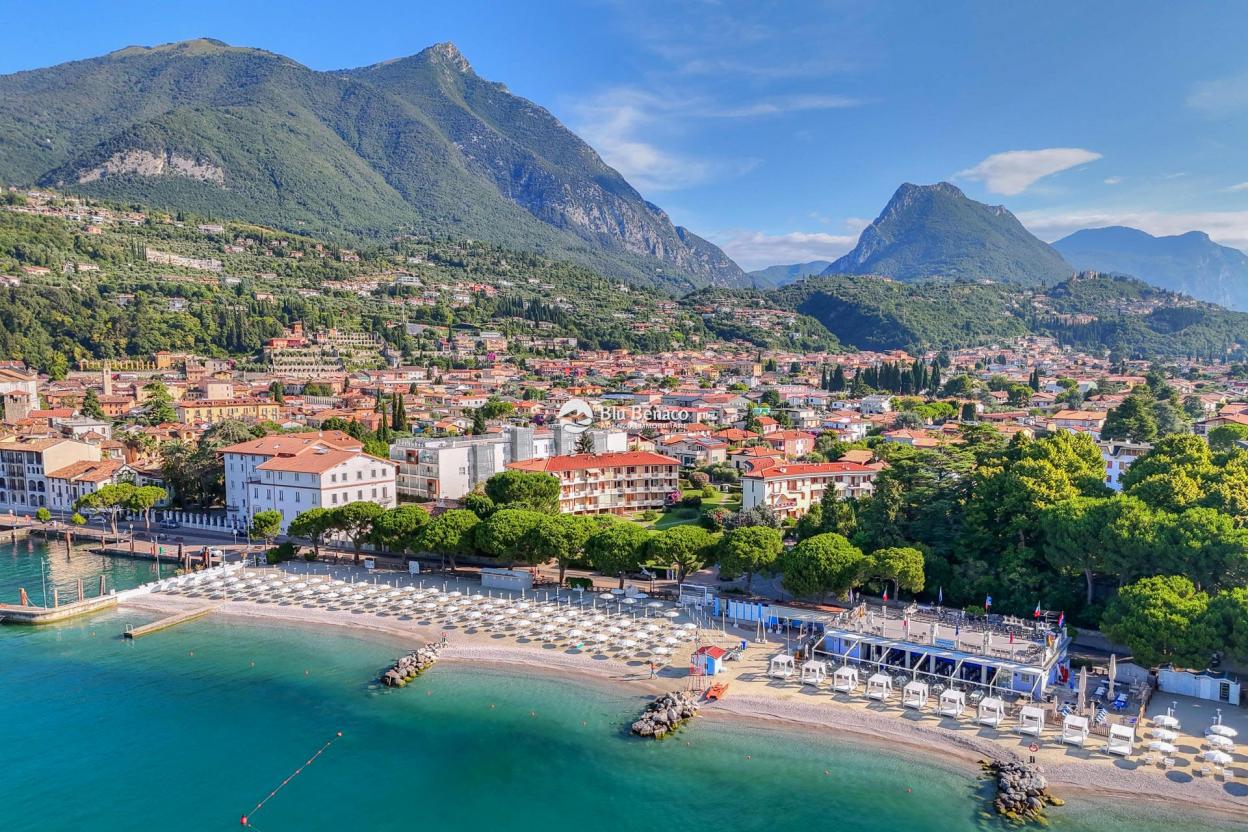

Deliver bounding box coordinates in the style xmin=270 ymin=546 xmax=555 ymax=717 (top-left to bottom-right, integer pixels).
xmin=123 ymin=605 xmax=218 ymax=639
xmin=0 ymin=593 xmax=118 ymax=624
xmin=0 ymin=576 xmax=117 ymax=625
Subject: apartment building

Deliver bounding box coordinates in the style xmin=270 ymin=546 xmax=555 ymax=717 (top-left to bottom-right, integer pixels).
xmin=1048 ymin=410 xmax=1107 ymax=436
xmin=389 ymin=427 xmax=625 ymax=503
xmin=506 ymin=451 xmax=680 ymax=516
xmin=175 ymin=398 xmax=282 ymax=426
xmin=741 ymin=461 xmax=880 ymax=520
xmin=220 ymin=431 xmax=396 ymax=530
xmin=45 ymin=458 xmax=134 ymax=514
xmin=0 ymin=436 xmax=101 ymax=511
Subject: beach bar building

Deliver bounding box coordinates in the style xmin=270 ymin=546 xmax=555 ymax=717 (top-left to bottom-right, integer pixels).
xmin=815 ymin=603 xmax=1070 ymax=703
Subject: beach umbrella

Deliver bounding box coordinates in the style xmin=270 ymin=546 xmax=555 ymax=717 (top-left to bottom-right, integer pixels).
xmin=1210 ymin=724 xmax=1239 ymax=738
xmin=680 ymin=622 xmax=697 ymax=630
xmin=1208 ymin=734 xmax=1235 ymax=750
xmin=619 ymin=639 xmax=637 ymax=650
xmin=646 ymin=601 xmax=664 ymax=610
xmin=567 ymin=629 xmax=584 ymax=640
xmin=598 ymin=593 xmax=614 ymax=601
xmin=1153 ymin=712 xmax=1180 ymax=729
xmin=1077 ymin=666 xmax=1087 ymax=713
xmin=1204 ymin=750 xmax=1234 ymax=766
xmin=610 ymin=588 xmax=626 ymax=596
xmin=621 ymin=597 xmax=637 ymax=606
xmin=1107 ymin=654 xmax=1117 ymax=700
xmin=1150 ymin=728 xmax=1178 ymax=742
xmin=663 ymin=610 xmax=680 ymax=618
xmin=1147 ymin=740 xmax=1176 ymax=754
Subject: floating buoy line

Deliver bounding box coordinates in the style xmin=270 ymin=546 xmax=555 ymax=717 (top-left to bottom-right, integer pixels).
xmin=240 ymin=731 xmax=342 ymax=827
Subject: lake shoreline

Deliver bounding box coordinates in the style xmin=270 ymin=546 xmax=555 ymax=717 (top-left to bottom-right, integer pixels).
xmin=118 ymin=589 xmax=1248 ymax=824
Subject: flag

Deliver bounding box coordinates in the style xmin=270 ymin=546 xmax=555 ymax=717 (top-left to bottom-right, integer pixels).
xmin=938 ymin=586 xmax=944 ymax=605
xmin=882 ymin=588 xmax=889 ymax=602
xmin=1009 ymin=631 xmax=1014 ymax=644
xmin=1057 ymin=611 xmax=1066 ymax=630
xmin=1033 ymin=602 xmax=1042 ymax=619
xmin=985 ymin=594 xmax=993 ymax=610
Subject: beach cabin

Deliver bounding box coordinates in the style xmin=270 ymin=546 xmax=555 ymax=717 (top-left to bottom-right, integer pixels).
xmin=866 ymin=673 xmax=893 ymax=701
xmin=937 ymin=689 xmax=965 ymax=718
xmin=832 ymin=665 xmax=859 ymax=694
xmin=801 ymin=660 xmax=827 ymax=687
xmin=902 ymin=680 xmax=929 ymax=710
xmin=1105 ymin=724 xmax=1134 ymax=757
xmin=769 ymin=654 xmax=796 ymax=680
xmin=977 ymin=696 xmax=1005 ymax=728
xmin=694 ymin=645 xmax=728 ymax=676
xmin=1061 ymin=714 xmax=1090 ymax=747
xmin=1017 ymin=705 xmax=1046 ymax=738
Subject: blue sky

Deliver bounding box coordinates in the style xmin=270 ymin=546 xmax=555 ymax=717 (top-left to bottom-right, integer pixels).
xmin=4 ymin=0 xmax=1248 ymax=268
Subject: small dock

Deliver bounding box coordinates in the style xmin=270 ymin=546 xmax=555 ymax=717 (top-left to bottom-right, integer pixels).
xmin=0 ymin=594 xmax=118 ymax=624
xmin=123 ymin=605 xmax=218 ymax=639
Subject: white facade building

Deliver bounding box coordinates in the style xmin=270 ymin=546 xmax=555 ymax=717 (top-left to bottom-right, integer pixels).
xmin=1099 ymin=440 xmax=1151 ymax=491
xmin=221 ymin=430 xmax=397 ymax=531
xmin=741 ymin=461 xmax=880 ymax=520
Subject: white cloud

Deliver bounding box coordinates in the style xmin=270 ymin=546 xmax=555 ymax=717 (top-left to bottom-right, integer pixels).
xmin=1019 ymin=208 xmax=1248 ymax=251
xmin=568 ymin=85 xmax=853 ymax=192
xmin=957 ymin=148 xmax=1102 ymax=195
xmin=1227 ymin=182 xmax=1248 ymax=192
xmin=713 ymin=230 xmax=859 ymax=271
xmin=1103 ymin=176 xmax=1124 ymax=186
xmin=1188 ymin=72 xmax=1248 ymax=115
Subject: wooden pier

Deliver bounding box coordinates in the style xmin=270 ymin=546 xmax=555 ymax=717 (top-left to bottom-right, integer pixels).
xmin=123 ymin=605 xmax=218 ymax=639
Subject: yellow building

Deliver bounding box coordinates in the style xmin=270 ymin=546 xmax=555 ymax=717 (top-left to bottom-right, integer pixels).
xmin=174 ymin=399 xmax=281 ymax=426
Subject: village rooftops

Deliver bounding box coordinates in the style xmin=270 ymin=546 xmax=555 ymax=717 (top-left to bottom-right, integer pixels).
xmin=217 ymin=430 xmax=363 ymax=456
xmin=742 ymin=460 xmax=879 ymax=480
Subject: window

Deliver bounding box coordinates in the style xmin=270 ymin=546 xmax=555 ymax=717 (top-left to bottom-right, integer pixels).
xmin=371 ymin=487 xmax=377 ymax=499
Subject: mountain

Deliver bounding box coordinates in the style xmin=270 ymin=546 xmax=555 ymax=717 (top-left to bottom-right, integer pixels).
xmin=759 ymin=271 xmax=1248 ymax=358
xmin=821 ymin=182 xmax=1072 ymax=286
xmin=1052 ymin=226 xmax=1248 ymax=311
xmin=0 ymin=39 xmax=747 ymax=291
xmin=747 ymin=260 xmax=832 ymax=288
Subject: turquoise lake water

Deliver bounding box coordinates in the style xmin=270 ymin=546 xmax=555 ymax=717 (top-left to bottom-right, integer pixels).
xmin=0 ymin=542 xmax=1241 ymax=831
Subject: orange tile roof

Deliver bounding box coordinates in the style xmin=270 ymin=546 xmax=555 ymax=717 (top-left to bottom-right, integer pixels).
xmin=743 ymin=461 xmax=877 ymax=480
xmin=218 ymin=430 xmax=363 ymax=455
xmin=45 ymin=459 xmax=126 ymax=483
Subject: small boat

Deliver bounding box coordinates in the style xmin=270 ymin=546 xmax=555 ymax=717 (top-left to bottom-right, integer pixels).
xmin=705 ymin=682 xmax=729 ymax=701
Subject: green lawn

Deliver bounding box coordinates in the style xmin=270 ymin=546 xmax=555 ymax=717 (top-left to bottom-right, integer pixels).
xmin=632 ymin=487 xmax=740 ymax=531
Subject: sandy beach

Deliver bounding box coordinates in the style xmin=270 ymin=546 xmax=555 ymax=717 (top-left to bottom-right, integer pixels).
xmin=118 ymin=567 xmax=1248 ymax=823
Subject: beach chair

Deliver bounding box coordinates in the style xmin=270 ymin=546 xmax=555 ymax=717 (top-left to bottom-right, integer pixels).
xmin=1142 ymin=752 xmax=1156 ymax=766
xmin=1112 ymin=693 xmax=1128 ymax=711
xmin=1093 ymin=684 xmax=1107 ymax=699
xmin=1162 ymin=757 xmax=1176 ymax=769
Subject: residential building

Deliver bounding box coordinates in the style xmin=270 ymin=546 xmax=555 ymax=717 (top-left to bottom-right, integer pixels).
xmin=45 ymin=458 xmax=134 ymax=514
xmin=1100 ymin=440 xmax=1151 ymax=491
xmin=1048 ymin=410 xmax=1107 ymax=436
xmin=175 ymin=398 xmax=282 ymax=426
xmin=506 ymin=451 xmax=680 ymax=515
xmin=741 ymin=461 xmax=880 ymax=520
xmin=220 ymin=431 xmax=396 ymax=530
xmin=390 ymin=427 xmax=556 ymax=503
xmin=0 ymin=436 xmax=101 ymax=511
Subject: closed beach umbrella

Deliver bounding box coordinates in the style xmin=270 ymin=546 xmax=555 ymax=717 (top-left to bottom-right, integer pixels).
xmin=1077 ymin=666 xmax=1087 ymax=713
xmin=1107 ymin=654 xmax=1117 ymax=699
